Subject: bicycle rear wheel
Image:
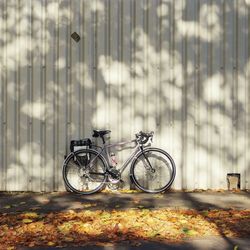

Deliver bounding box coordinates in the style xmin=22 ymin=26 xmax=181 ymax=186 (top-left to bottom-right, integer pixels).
xmin=62 ymin=149 xmax=108 ymax=195
xmin=130 ymin=148 xmax=176 ymax=193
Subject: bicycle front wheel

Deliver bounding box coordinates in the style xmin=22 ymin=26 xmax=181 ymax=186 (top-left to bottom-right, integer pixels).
xmin=130 ymin=148 xmax=176 ymax=193
xmin=62 ymin=149 xmax=108 ymax=195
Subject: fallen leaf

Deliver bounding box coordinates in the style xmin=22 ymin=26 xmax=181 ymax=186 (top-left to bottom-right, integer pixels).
xmin=28 ymin=242 xmax=36 ymax=247
xmin=47 ymin=242 xmax=55 ymax=246
xmin=82 ymin=203 xmax=97 ymax=208
xmin=22 ymin=212 xmax=39 ymax=218
xmin=65 ymin=237 xmax=74 ymax=242
xmin=182 ymin=228 xmax=197 ymax=236
xmin=202 ymin=211 xmax=209 ymax=216
xmin=180 ymin=219 xmax=188 ymax=224
xmin=168 ymin=217 xmax=178 ymax=223
xmin=137 ymin=205 xmax=145 ymax=209
xmin=133 ymin=199 xmax=140 ymax=204
xmin=22 ymin=218 xmax=33 ymax=224
xmin=113 ymin=223 xmax=120 ymax=234
xmin=30 ymin=207 xmax=40 ymax=211
xmin=154 ymin=194 xmax=163 ymax=198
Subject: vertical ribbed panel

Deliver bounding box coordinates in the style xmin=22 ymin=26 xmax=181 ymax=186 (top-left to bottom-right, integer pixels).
xmin=0 ymin=0 xmax=249 ymax=191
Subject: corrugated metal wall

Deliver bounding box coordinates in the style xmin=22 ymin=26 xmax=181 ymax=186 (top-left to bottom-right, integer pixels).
xmin=0 ymin=0 xmax=249 ymax=191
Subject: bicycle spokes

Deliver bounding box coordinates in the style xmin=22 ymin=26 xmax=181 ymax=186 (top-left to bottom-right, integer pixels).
xmin=131 ymin=148 xmax=176 ymax=193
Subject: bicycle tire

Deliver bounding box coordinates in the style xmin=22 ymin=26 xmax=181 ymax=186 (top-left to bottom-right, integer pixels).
xmin=62 ymin=148 xmax=108 ymax=195
xmin=130 ymin=147 xmax=176 ymax=193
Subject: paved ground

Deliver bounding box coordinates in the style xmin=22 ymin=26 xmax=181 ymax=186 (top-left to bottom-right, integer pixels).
xmin=0 ymin=190 xmax=249 ymax=213
xmin=17 ymin=237 xmax=250 ymax=250
xmin=0 ymin=190 xmax=249 ymax=250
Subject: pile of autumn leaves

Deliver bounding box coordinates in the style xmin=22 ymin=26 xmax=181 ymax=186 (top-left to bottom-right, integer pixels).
xmin=0 ymin=206 xmax=249 ymax=249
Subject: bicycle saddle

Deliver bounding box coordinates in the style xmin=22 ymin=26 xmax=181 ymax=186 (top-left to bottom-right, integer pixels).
xmin=92 ymin=129 xmax=111 ymax=138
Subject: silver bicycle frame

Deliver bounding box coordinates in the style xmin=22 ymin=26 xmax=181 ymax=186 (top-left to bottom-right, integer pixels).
xmin=96 ymin=139 xmax=143 ymax=175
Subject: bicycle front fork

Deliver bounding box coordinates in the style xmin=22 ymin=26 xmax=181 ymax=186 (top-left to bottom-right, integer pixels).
xmin=140 ymin=147 xmax=155 ymax=173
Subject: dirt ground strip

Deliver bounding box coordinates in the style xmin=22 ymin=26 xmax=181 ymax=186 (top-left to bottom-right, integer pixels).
xmin=0 ymin=191 xmax=249 ymax=249
xmin=0 ymin=207 xmax=250 ymax=249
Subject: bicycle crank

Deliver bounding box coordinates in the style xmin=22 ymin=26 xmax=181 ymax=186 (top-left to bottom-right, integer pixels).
xmin=107 ymin=168 xmax=121 ymax=184
xmin=107 ymin=179 xmax=125 ymax=190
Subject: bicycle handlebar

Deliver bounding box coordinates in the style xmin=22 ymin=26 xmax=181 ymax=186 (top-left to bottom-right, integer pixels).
xmin=135 ymin=131 xmax=154 ymax=145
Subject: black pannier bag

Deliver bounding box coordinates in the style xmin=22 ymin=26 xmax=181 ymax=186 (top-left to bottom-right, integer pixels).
xmin=70 ymin=138 xmax=92 ymax=152
xmin=70 ymin=138 xmax=92 ymax=166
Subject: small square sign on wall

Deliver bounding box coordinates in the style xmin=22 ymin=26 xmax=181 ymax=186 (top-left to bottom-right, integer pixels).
xmin=227 ymin=173 xmax=240 ymax=190
xmin=71 ymin=32 xmax=80 ymax=43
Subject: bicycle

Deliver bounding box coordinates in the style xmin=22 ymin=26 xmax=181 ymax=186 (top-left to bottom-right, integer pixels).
xmin=62 ymin=130 xmax=176 ymax=195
